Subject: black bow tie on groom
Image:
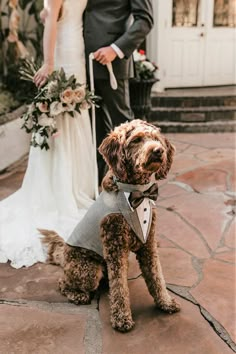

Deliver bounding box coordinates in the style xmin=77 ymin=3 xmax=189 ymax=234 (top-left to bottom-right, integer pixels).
xmin=128 ymin=183 xmax=159 ymax=209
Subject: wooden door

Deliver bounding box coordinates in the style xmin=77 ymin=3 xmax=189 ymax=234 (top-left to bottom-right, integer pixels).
xmin=159 ymin=0 xmax=236 ymax=88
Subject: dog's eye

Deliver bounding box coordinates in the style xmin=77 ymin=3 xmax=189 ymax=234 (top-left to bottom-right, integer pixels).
xmin=131 ymin=137 xmax=142 ymax=144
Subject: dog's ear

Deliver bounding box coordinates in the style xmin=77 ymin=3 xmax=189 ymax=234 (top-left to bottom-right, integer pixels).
xmin=155 ymin=137 xmax=176 ymax=180
xmin=98 ymin=132 xmax=127 ymax=181
xmin=99 ymin=133 xmax=120 ymax=165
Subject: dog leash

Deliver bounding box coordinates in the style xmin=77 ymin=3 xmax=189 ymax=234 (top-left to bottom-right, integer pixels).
xmin=89 ymin=53 xmax=118 ymax=199
xmin=89 ymin=53 xmax=118 ymax=90
xmin=106 ymin=62 xmax=118 ymax=90
xmin=89 ymin=53 xmax=99 ymax=199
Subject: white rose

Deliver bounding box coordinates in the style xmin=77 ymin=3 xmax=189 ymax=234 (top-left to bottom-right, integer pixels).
xmin=133 ymin=49 xmax=146 ymax=62
xmin=142 ymin=61 xmax=156 ymax=72
xmin=73 ymin=86 xmax=86 ymax=103
xmin=36 ymin=101 xmax=49 ymax=113
xmin=50 ymin=101 xmax=65 ymax=116
xmin=38 ymin=113 xmax=55 ymax=127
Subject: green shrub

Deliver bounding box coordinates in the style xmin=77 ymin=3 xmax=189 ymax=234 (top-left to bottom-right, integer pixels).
xmin=0 ymin=0 xmax=43 ymax=102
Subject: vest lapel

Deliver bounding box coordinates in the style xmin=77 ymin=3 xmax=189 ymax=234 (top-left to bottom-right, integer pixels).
xmin=117 ymin=191 xmax=146 ymax=243
xmin=146 ymin=205 xmax=153 ymax=240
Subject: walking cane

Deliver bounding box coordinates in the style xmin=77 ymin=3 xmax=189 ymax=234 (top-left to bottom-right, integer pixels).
xmin=89 ymin=53 xmax=118 ymax=199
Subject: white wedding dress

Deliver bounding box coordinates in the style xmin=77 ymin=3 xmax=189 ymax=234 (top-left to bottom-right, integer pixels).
xmin=0 ymin=0 xmax=96 ymax=268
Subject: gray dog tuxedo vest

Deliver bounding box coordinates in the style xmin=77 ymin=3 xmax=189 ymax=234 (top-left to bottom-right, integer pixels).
xmin=66 ymin=181 xmax=158 ymax=258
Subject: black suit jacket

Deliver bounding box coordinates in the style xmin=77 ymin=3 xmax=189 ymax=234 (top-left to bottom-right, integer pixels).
xmin=84 ymin=0 xmax=153 ymax=80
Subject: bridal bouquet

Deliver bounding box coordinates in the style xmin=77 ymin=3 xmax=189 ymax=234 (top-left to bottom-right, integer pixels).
xmin=19 ymin=59 xmax=99 ymax=150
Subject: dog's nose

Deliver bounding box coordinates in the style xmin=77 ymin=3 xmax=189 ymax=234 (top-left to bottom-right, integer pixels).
xmin=153 ymin=147 xmax=164 ymax=158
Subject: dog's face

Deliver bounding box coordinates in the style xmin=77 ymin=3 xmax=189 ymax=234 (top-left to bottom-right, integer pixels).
xmin=99 ymin=119 xmax=175 ymax=184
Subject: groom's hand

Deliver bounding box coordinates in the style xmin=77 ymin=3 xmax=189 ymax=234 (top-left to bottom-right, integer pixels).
xmin=94 ymin=46 xmax=117 ymax=65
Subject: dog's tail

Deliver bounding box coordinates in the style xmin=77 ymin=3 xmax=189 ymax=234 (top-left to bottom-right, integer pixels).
xmin=38 ymin=229 xmax=65 ymax=267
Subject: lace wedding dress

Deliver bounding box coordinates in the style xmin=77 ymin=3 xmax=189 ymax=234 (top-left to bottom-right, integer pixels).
xmin=0 ymin=0 xmax=96 ymax=268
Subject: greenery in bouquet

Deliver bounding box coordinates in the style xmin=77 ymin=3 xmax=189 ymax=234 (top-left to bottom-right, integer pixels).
xmin=133 ymin=49 xmax=158 ymax=81
xmin=20 ymin=59 xmax=100 ymax=150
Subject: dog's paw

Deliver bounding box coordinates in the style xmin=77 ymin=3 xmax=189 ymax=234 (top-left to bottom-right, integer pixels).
xmin=111 ymin=316 xmax=135 ymax=333
xmin=156 ymin=297 xmax=180 ymax=314
xmin=58 ymin=279 xmax=91 ymax=304
xmin=68 ymin=294 xmax=91 ymax=305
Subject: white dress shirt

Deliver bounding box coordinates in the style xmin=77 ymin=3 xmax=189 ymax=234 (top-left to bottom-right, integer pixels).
xmin=111 ymin=43 xmax=125 ymax=59
xmin=124 ymin=193 xmax=154 ymax=242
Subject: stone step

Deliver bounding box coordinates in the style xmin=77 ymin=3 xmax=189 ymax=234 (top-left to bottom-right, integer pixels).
xmin=151 ymin=86 xmax=236 ymax=108
xmin=151 ymin=119 xmax=236 ymax=133
xmin=149 ymin=106 xmax=236 ymax=122
xmin=151 ymin=95 xmax=236 ymax=108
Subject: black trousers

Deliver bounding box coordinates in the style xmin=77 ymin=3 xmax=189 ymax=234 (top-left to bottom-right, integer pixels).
xmin=94 ymin=79 xmax=134 ymax=184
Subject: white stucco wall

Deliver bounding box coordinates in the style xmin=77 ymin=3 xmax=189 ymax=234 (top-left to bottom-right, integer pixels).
xmin=0 ymin=117 xmax=30 ymax=171
xmin=147 ymin=1 xmax=164 ymax=92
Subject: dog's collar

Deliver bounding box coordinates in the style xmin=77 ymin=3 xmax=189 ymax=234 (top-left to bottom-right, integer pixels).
xmin=113 ymin=176 xmax=157 ymax=193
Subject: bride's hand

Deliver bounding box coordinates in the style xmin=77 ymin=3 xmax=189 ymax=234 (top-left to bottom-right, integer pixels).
xmin=33 ymin=63 xmax=54 ymax=88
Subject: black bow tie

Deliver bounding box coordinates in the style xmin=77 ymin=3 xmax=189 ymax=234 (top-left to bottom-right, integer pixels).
xmin=128 ymin=183 xmax=159 ymax=209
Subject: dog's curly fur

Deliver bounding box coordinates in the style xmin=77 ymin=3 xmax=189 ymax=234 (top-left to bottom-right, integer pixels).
xmin=40 ymin=119 xmax=180 ymax=332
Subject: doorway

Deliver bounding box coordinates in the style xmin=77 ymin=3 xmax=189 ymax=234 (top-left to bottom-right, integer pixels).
xmin=158 ymin=0 xmax=236 ymax=88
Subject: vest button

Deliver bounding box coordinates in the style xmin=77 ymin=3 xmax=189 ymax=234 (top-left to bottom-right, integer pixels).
xmin=143 ymin=220 xmax=147 ymax=224
xmin=144 ymin=208 xmax=147 ymax=212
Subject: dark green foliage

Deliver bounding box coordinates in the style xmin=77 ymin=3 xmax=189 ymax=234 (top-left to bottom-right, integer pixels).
xmin=0 ymin=0 xmax=43 ymax=101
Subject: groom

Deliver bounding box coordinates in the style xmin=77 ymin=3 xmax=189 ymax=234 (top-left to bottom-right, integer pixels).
xmin=83 ymin=0 xmax=153 ymax=183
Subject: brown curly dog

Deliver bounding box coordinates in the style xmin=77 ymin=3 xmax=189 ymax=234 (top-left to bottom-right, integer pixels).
xmin=40 ymin=119 xmax=180 ymax=333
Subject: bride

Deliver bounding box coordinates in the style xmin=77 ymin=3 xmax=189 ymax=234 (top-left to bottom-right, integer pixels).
xmin=0 ymin=0 xmax=96 ymax=268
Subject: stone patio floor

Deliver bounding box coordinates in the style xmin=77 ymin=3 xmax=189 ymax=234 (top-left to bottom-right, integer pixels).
xmin=0 ymin=132 xmax=235 ymax=354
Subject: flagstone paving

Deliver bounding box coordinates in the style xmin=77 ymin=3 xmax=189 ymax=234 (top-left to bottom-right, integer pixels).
xmin=0 ymin=132 xmax=235 ymax=353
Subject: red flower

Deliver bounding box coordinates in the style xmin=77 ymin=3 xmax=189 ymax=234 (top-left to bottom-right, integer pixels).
xmin=139 ymin=49 xmax=146 ymax=55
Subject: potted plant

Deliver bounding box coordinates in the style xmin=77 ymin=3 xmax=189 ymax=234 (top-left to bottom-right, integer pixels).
xmin=129 ymin=49 xmax=158 ymax=120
